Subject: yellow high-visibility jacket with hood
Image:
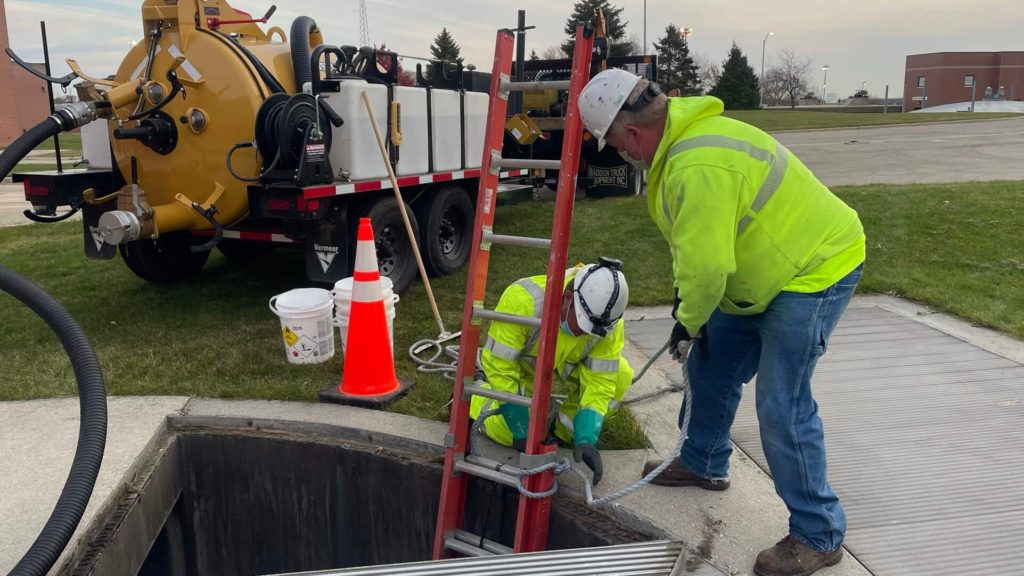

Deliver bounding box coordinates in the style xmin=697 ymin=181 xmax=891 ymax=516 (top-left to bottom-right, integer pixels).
xmin=647 ymin=96 xmax=866 ymax=335
xmin=469 ymin=269 xmax=628 ymax=446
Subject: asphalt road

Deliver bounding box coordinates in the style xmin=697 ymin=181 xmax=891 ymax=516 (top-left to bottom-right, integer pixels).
xmin=774 ymin=117 xmax=1024 ymax=186
xmin=2 ymin=117 xmax=1023 ymax=228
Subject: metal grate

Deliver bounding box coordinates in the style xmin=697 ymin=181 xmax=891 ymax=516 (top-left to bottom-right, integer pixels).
xmin=627 ymin=305 xmax=1024 ymax=576
xmin=265 ymin=540 xmax=727 ymax=575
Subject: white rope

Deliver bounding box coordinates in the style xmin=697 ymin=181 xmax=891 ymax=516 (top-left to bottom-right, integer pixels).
xmin=408 ymin=338 xmax=462 ymax=378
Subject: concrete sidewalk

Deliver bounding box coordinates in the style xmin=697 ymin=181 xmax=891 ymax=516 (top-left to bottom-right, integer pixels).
xmin=2 ymin=295 xmax=1021 ymax=575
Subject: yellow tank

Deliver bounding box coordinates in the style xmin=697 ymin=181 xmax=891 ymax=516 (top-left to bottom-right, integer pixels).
xmin=103 ymin=0 xmax=314 ymax=236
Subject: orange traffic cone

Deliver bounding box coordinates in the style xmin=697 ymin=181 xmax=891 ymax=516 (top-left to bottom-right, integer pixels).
xmin=319 ymin=217 xmax=413 ymax=407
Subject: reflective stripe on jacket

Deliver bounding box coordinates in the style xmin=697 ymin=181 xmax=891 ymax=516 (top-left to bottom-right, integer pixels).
xmin=647 ymin=96 xmax=866 ymax=335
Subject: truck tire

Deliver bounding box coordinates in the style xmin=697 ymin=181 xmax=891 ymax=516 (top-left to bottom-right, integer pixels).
xmin=363 ymin=196 xmax=420 ymax=295
xmin=119 ymin=231 xmax=210 ymax=283
xmin=415 ymin=185 xmax=474 ymax=276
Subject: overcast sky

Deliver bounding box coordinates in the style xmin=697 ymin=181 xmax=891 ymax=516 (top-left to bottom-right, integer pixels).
xmin=6 ymin=0 xmax=1024 ymax=100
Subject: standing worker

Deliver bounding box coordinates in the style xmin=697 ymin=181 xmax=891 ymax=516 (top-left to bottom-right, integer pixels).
xmin=578 ymin=69 xmax=865 ymax=576
xmin=470 ymin=258 xmax=633 ymax=486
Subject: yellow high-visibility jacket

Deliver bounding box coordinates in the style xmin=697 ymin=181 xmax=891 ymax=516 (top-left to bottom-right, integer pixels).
xmin=469 ymin=270 xmax=627 ymax=445
xmin=647 ymin=96 xmax=866 ymax=335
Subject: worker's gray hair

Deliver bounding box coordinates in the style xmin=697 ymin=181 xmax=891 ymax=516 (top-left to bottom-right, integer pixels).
xmin=608 ymin=78 xmax=668 ymax=136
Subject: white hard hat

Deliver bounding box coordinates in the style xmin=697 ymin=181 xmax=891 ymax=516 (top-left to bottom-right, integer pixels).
xmin=578 ymin=68 xmax=643 ymax=151
xmin=572 ymin=258 xmax=629 ymax=337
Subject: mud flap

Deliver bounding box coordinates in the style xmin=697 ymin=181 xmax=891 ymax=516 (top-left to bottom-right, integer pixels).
xmin=304 ymin=218 xmax=350 ymax=283
xmin=82 ymin=202 xmax=118 ymax=260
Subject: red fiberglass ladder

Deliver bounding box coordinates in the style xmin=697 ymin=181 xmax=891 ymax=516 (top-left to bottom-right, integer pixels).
xmin=432 ymin=22 xmax=596 ymax=558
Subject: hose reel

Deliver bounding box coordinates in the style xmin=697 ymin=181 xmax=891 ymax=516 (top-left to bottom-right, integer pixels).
xmin=250 ymin=93 xmax=342 ymax=186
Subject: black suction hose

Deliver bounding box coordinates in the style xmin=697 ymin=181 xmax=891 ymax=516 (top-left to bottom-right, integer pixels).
xmin=0 ymin=120 xmax=61 ymax=181
xmin=290 ymin=16 xmax=319 ymax=91
xmin=0 ymin=103 xmax=111 ymax=182
xmin=0 ymin=264 xmax=107 ymax=576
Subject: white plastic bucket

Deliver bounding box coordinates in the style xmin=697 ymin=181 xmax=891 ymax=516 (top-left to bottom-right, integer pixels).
xmin=269 ymin=288 xmax=336 ymax=365
xmin=331 ymin=277 xmax=400 ymax=357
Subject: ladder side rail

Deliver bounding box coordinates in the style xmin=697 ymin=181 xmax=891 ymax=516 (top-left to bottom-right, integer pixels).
xmin=432 ymin=28 xmax=516 ymax=560
xmin=513 ymin=22 xmax=595 ymax=553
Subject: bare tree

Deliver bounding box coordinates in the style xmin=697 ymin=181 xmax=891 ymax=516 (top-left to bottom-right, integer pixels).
xmin=768 ymin=49 xmax=812 ymax=109
xmin=622 ymin=33 xmax=644 ymax=56
xmin=761 ymin=68 xmax=788 ymax=107
xmin=542 ymin=46 xmax=565 ymax=60
xmin=693 ymin=52 xmax=720 ymax=95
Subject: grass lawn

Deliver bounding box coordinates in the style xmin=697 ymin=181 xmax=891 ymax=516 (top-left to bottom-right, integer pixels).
xmin=1 ymin=182 xmax=1020 ymax=447
xmin=1 ymin=133 xmax=81 ymax=152
xmin=835 ymin=181 xmax=1023 ymax=338
xmin=723 ymin=110 xmax=1019 ymax=132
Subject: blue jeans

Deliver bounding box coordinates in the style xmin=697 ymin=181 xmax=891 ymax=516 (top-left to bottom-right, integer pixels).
xmin=678 ymin=265 xmax=862 ymax=553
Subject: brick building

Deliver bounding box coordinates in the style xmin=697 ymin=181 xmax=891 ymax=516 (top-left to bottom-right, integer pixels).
xmin=904 ymin=52 xmax=1024 ymax=111
xmin=0 ymin=0 xmax=52 ymax=146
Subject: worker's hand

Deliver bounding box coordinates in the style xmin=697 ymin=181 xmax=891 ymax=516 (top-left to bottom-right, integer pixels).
xmin=669 ymin=322 xmax=693 ymax=363
xmin=512 ymin=437 xmax=527 ymax=452
xmin=573 ymin=443 xmax=603 ymax=486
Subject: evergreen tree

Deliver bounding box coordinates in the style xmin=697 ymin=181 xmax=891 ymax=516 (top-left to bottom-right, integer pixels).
xmin=428 ymin=27 xmax=463 ymax=78
xmin=709 ymin=43 xmax=760 ymax=110
xmin=561 ymin=0 xmax=632 ymax=58
xmin=529 ymin=49 xmax=540 ymax=61
xmin=654 ymin=24 xmax=701 ymax=96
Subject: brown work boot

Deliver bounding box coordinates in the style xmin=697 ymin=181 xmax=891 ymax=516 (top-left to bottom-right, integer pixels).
xmin=753 ymin=535 xmax=844 ymax=576
xmin=642 ymin=458 xmax=730 ymax=491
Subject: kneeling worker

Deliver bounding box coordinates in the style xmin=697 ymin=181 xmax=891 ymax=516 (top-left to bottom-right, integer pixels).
xmin=470 ymin=258 xmax=633 ymax=485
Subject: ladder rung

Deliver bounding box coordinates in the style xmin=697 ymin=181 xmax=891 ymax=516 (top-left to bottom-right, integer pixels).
xmin=491 ymin=157 xmax=561 ymax=171
xmin=483 ymin=231 xmax=552 ymax=250
xmin=453 ymin=529 xmax=514 ymax=555
xmin=473 ymin=309 xmax=542 ymax=328
xmin=455 ymin=455 xmax=523 ymax=488
xmin=506 ymin=79 xmax=571 ymax=91
xmin=464 ymin=381 xmax=532 ymax=407
xmin=443 ymin=535 xmax=492 ymax=557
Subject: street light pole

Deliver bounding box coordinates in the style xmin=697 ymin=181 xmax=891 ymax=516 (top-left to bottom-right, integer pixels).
xmin=760 ymin=31 xmax=773 ymax=108
xmin=821 ymin=65 xmax=830 ymax=103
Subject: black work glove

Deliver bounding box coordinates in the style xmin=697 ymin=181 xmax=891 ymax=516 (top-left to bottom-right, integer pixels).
xmin=573 ymin=443 xmax=603 ymax=486
xmin=669 ymin=322 xmax=693 ymax=363
xmin=512 ymin=437 xmax=527 ymax=452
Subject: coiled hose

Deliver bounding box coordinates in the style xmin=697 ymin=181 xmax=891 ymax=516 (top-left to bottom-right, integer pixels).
xmin=1 ymin=264 xmax=108 ymax=576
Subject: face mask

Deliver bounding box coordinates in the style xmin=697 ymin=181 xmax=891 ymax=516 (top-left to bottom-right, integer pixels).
xmin=559 ymin=317 xmax=575 ymax=336
xmin=618 ymin=135 xmax=649 ymax=171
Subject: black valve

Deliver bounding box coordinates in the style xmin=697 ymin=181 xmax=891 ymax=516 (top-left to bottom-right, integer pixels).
xmin=113 ymin=111 xmax=178 ymax=155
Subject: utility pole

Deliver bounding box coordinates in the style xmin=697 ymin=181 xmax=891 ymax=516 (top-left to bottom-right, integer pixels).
xmin=821 ymin=65 xmax=830 ymax=103
xmin=643 ymin=0 xmax=646 ymax=55
xmin=760 ymin=31 xmax=773 ymax=108
xmin=883 ymin=85 xmax=889 ymax=113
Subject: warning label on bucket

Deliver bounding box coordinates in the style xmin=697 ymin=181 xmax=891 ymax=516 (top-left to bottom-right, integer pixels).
xmin=296 ymin=335 xmax=318 ymax=358
xmin=282 ymin=326 xmax=299 ymax=347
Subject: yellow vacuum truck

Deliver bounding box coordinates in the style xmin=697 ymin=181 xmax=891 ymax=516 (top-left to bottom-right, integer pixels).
xmin=4 ymin=0 xmax=507 ymax=293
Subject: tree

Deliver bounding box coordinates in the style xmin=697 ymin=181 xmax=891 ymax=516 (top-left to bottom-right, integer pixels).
xmin=768 ymin=49 xmax=812 ymax=109
xmin=529 ymin=49 xmax=540 ymax=61
xmin=653 ymin=24 xmax=701 ymax=96
xmin=560 ymin=0 xmax=632 ymax=58
xmin=428 ymin=27 xmax=463 ymax=78
xmin=709 ymin=43 xmax=760 ymax=110
xmin=542 ymin=46 xmax=564 ymax=60
xmin=693 ymin=52 xmax=720 ymax=95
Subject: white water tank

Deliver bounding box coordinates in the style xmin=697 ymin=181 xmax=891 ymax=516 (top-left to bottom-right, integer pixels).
xmin=393 ymin=86 xmax=429 ymax=176
xmin=430 ymin=89 xmax=462 ymax=172
xmin=463 ymin=92 xmax=488 ymax=169
xmin=322 ymin=80 xmax=389 ymax=181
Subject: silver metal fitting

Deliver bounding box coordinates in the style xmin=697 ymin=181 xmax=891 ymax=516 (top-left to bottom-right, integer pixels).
xmin=96 ymin=210 xmax=142 ymax=245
